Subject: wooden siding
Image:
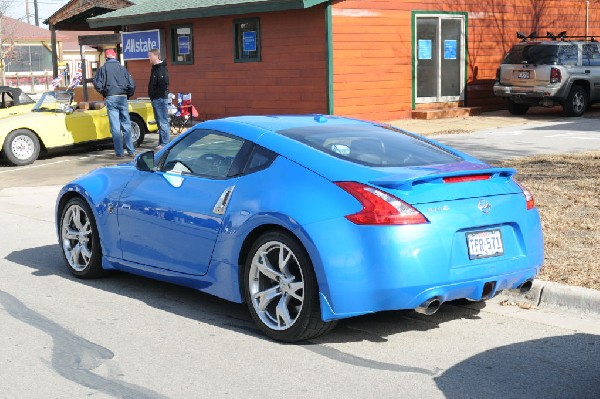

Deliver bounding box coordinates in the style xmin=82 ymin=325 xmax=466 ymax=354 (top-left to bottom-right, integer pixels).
xmin=125 ymin=7 xmax=327 ymax=120
xmin=331 ymin=0 xmax=600 ymax=121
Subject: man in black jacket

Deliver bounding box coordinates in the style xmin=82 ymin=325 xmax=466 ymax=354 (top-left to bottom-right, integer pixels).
xmin=93 ymin=48 xmax=136 ymax=158
xmin=148 ymin=48 xmax=170 ymax=150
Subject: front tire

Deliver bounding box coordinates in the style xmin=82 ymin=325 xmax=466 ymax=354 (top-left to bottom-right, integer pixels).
xmin=563 ymin=85 xmax=587 ymax=117
xmin=2 ymin=129 xmax=40 ymax=166
xmin=59 ymin=197 xmax=105 ymax=278
xmin=507 ymin=100 xmax=529 ymax=115
xmin=243 ymin=231 xmax=336 ymax=342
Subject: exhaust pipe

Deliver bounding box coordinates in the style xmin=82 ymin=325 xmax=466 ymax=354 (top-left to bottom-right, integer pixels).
xmin=415 ymin=297 xmax=443 ymax=315
xmin=517 ymin=279 xmax=534 ymax=294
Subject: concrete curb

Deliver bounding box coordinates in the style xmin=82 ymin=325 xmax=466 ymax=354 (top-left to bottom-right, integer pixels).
xmin=493 ymin=280 xmax=600 ymax=316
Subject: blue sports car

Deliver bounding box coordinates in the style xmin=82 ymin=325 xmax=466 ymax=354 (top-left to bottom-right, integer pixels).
xmin=56 ymin=115 xmax=544 ymax=342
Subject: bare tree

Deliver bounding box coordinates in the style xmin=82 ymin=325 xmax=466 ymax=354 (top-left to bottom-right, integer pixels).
xmin=1 ymin=0 xmax=17 ymax=85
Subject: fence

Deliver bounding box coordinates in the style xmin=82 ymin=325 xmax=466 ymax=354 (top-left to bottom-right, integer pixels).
xmin=4 ymin=71 xmax=58 ymax=93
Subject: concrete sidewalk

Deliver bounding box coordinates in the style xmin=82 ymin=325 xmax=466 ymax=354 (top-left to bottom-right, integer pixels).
xmin=389 ymin=106 xmax=600 ymax=136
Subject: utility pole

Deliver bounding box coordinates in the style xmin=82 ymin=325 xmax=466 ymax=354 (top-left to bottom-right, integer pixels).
xmin=34 ymin=0 xmax=39 ymax=26
xmin=25 ymin=0 xmax=30 ymax=24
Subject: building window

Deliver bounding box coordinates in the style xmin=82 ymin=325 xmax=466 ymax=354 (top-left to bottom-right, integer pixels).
xmin=234 ymin=18 xmax=260 ymax=62
xmin=4 ymin=45 xmax=53 ymax=72
xmin=171 ymin=25 xmax=193 ymax=65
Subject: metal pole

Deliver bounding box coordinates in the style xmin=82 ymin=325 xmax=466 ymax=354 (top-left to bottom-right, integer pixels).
xmin=34 ymin=0 xmax=40 ymax=26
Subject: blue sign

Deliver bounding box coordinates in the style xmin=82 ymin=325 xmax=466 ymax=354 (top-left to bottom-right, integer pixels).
xmin=122 ymin=30 xmax=160 ymax=61
xmin=243 ymin=31 xmax=257 ymax=52
xmin=444 ymin=40 xmax=457 ymax=60
xmin=418 ymin=39 xmax=432 ymax=60
xmin=178 ymin=36 xmax=190 ymax=55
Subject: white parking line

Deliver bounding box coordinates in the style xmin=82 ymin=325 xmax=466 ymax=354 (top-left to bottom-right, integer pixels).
xmin=0 ymin=153 xmax=108 ymax=174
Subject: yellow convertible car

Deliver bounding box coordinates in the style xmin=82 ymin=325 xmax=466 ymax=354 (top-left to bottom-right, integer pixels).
xmin=0 ymin=86 xmax=36 ymax=119
xmin=0 ymin=90 xmax=157 ymax=166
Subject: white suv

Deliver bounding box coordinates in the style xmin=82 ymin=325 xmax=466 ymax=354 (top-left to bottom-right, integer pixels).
xmin=493 ymin=33 xmax=600 ymax=116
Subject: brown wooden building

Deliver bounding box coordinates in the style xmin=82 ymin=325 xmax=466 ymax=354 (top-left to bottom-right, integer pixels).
xmin=85 ymin=0 xmax=600 ymax=122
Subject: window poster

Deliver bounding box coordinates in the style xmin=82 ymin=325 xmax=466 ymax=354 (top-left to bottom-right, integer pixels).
xmin=418 ymin=39 xmax=432 ymax=60
xmin=444 ymin=40 xmax=457 ymax=60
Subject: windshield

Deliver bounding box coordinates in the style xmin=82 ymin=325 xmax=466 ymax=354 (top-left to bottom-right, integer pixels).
xmin=277 ymin=124 xmax=462 ymax=167
xmin=33 ymin=91 xmax=73 ymax=113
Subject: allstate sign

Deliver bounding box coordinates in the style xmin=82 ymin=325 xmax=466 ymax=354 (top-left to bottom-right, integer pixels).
xmin=122 ymin=30 xmax=160 ymax=61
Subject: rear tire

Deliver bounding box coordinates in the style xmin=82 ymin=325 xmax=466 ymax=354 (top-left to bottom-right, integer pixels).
xmin=2 ymin=129 xmax=40 ymax=166
xmin=507 ymin=100 xmax=529 ymax=115
xmin=563 ymin=85 xmax=587 ymax=117
xmin=129 ymin=115 xmax=147 ymax=147
xmin=243 ymin=230 xmax=337 ymax=342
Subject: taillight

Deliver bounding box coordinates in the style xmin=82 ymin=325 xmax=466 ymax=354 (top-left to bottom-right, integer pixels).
xmin=515 ymin=181 xmax=535 ymax=210
xmin=443 ymin=174 xmax=491 ymax=184
xmin=496 ymin=67 xmax=501 ymax=82
xmin=550 ymin=67 xmax=561 ymax=83
xmin=335 ymin=181 xmax=428 ymax=225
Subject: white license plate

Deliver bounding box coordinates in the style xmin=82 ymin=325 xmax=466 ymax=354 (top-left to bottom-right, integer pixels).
xmin=466 ymin=230 xmax=504 ymax=260
xmin=517 ymin=70 xmax=530 ymax=79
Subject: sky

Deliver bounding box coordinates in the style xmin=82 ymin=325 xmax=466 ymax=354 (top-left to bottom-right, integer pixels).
xmin=5 ymin=0 xmax=71 ymax=28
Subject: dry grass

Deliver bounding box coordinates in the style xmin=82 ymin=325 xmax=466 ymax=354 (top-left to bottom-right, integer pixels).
xmin=496 ymin=152 xmax=600 ymax=290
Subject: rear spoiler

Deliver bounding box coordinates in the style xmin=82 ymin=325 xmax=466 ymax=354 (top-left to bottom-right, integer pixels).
xmin=370 ymin=167 xmax=517 ymax=191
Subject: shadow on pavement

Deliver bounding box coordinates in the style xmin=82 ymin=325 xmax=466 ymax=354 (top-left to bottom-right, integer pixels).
xmin=7 ymin=244 xmax=480 ymax=347
xmin=435 ymin=333 xmax=600 ymax=398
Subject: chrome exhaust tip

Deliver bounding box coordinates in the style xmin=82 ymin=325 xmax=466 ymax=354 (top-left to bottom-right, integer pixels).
xmin=415 ymin=297 xmax=443 ymax=315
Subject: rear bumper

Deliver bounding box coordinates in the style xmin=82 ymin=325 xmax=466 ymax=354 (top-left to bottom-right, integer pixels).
xmin=302 ymin=208 xmax=544 ymax=321
xmin=319 ymin=267 xmax=539 ymax=320
xmin=493 ymin=83 xmax=563 ymax=103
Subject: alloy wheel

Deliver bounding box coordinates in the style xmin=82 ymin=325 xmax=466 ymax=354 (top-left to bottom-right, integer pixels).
xmin=61 ymin=204 xmax=94 ymax=272
xmin=248 ymin=240 xmax=305 ymax=331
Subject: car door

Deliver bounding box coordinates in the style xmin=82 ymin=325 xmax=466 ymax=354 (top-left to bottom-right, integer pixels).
xmin=65 ymin=106 xmax=112 ymax=143
xmin=117 ymin=129 xmax=245 ymax=276
xmin=582 ymin=43 xmax=600 ymax=101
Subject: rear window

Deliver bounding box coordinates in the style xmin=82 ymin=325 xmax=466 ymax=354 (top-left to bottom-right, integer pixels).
xmin=277 ymin=124 xmax=462 ymax=167
xmin=503 ymin=44 xmax=559 ymax=65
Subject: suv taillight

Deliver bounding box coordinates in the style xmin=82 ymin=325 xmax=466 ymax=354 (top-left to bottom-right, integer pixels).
xmin=550 ymin=67 xmax=561 ymax=83
xmin=496 ymin=67 xmax=500 ymax=82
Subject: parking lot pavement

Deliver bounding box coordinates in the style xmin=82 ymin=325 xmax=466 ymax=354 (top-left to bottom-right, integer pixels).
xmin=0 ymin=133 xmax=161 ymax=190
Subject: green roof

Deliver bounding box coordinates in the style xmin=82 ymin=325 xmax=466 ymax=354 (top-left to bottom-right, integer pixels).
xmin=88 ymin=0 xmax=328 ymax=28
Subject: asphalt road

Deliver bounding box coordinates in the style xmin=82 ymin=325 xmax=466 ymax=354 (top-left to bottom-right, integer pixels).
xmin=1 ymin=121 xmax=600 ymax=398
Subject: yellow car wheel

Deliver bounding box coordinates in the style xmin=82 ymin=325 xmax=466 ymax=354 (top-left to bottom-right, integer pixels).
xmin=130 ymin=115 xmax=147 ymax=147
xmin=2 ymin=129 xmax=40 ymax=166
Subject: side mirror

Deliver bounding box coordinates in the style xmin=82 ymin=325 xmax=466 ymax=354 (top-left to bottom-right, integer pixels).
xmin=136 ymin=150 xmax=155 ymax=171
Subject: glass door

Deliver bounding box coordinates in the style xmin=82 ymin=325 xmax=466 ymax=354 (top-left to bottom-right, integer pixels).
xmin=415 ymin=15 xmax=465 ymax=103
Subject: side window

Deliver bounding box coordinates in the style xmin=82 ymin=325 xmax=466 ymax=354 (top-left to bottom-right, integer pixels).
xmin=245 ymin=146 xmax=277 ymax=174
xmin=233 ymin=18 xmax=261 ymax=62
xmin=162 ymin=130 xmax=244 ymax=178
xmin=558 ymin=44 xmax=578 ymax=66
xmin=583 ymin=44 xmax=600 ymax=66
xmin=171 ymin=24 xmax=193 ymax=65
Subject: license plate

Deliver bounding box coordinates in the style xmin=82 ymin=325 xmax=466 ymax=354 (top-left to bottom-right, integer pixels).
xmin=466 ymin=230 xmax=504 ymax=260
xmin=517 ymin=70 xmax=530 ymax=79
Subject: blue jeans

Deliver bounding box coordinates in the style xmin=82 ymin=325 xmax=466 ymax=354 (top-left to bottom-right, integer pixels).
xmin=105 ymin=95 xmax=134 ymax=156
xmin=151 ymin=98 xmax=170 ymax=146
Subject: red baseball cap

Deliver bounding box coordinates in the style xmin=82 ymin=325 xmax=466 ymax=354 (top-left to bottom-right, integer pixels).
xmin=105 ymin=48 xmax=117 ymax=58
